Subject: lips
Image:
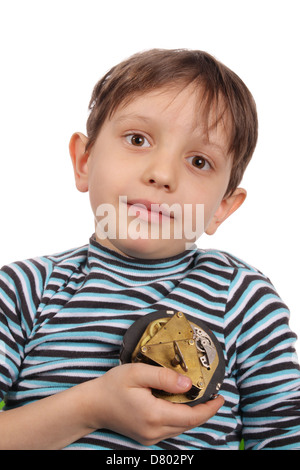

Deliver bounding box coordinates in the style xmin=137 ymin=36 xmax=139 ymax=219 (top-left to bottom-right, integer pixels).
xmin=127 ymin=199 xmax=175 ymax=222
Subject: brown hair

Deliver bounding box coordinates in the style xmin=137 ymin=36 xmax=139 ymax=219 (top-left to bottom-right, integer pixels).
xmin=86 ymin=49 xmax=258 ymax=196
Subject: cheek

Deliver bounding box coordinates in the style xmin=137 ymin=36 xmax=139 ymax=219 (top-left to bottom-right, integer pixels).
xmin=186 ymin=188 xmax=224 ymax=228
xmin=87 ymin=160 xmax=108 ymax=213
xmin=87 ymin=157 xmax=128 ymax=214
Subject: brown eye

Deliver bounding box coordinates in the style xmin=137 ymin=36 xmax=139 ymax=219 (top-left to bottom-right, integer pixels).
xmin=126 ymin=134 xmax=150 ymax=147
xmin=189 ymin=156 xmax=211 ymax=171
xmin=131 ymin=135 xmax=144 ymax=146
xmin=192 ymin=156 xmax=205 ymax=168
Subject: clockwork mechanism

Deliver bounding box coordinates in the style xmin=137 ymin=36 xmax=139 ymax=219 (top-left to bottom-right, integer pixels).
xmin=120 ymin=310 xmax=225 ymax=406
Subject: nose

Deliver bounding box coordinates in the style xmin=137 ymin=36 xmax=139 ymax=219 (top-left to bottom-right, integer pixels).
xmin=141 ymin=151 xmax=178 ymax=192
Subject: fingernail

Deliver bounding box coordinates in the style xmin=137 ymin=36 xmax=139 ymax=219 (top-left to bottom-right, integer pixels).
xmin=177 ymin=374 xmax=191 ymax=389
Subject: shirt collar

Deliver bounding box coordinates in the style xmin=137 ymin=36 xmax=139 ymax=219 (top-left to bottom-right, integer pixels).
xmin=86 ymin=234 xmax=198 ymax=281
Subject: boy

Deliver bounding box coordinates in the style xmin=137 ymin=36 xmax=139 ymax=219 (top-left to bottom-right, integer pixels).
xmin=1 ymin=49 xmax=300 ymax=450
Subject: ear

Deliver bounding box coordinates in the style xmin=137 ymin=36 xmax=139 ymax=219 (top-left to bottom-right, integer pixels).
xmin=205 ymin=188 xmax=247 ymax=235
xmin=69 ymin=132 xmax=89 ymax=193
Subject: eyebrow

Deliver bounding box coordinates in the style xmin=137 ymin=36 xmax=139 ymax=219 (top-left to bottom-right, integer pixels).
xmin=113 ymin=114 xmax=153 ymax=125
xmin=198 ymin=135 xmax=228 ymax=155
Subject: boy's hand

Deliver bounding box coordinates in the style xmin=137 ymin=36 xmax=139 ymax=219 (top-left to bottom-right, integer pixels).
xmin=84 ymin=363 xmax=224 ymax=446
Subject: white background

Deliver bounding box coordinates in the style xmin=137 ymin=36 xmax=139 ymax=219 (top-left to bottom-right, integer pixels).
xmin=1 ymin=0 xmax=299 ymax=351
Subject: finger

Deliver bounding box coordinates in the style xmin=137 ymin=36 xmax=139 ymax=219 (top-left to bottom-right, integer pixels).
xmin=128 ymin=363 xmax=224 ymax=428
xmin=188 ymin=395 xmax=225 ymax=426
xmin=130 ymin=363 xmax=192 ymax=394
xmin=159 ymin=395 xmax=225 ymax=429
xmin=144 ymin=396 xmax=225 ymax=444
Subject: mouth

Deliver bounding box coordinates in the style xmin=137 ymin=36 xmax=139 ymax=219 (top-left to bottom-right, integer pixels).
xmin=126 ymin=199 xmax=175 ymax=223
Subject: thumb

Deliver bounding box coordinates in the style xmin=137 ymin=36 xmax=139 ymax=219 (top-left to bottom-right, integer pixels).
xmin=133 ymin=364 xmax=192 ymax=394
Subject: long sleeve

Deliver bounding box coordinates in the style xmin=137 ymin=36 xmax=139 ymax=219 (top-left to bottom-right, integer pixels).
xmin=0 ymin=259 xmax=51 ymax=402
xmin=224 ymin=267 xmax=300 ymax=449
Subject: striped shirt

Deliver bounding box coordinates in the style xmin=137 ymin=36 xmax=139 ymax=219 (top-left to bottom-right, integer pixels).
xmin=1 ymin=235 xmax=300 ymax=450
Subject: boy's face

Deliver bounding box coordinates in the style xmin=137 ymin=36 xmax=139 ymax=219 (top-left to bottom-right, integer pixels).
xmin=70 ymin=84 xmax=246 ymax=259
